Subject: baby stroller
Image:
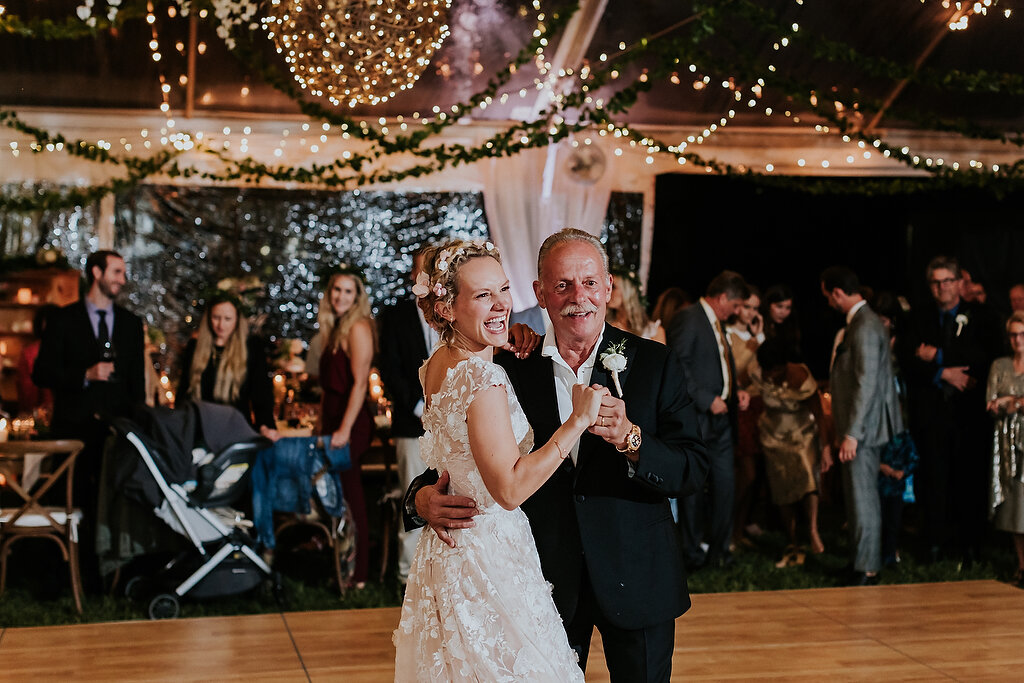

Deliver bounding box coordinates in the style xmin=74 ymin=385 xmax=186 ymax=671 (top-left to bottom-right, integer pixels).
xmin=108 ymin=399 xmax=275 ymax=619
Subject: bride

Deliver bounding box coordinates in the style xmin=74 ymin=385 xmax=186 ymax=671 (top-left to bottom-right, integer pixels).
xmin=393 ymin=239 xmax=604 ymax=682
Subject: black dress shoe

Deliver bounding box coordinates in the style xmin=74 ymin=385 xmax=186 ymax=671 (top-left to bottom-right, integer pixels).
xmin=846 ymin=571 xmax=880 ymax=586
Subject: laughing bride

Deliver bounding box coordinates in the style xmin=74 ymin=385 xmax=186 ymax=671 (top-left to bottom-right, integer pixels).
xmin=393 ymin=239 xmax=603 ymax=681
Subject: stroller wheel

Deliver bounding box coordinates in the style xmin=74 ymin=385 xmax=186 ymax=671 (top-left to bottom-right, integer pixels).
xmin=148 ymin=593 xmax=180 ymax=620
xmin=124 ymin=575 xmax=149 ymax=601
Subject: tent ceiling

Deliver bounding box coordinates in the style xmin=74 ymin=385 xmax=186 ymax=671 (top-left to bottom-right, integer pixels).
xmin=3 ymin=0 xmax=1022 ymax=134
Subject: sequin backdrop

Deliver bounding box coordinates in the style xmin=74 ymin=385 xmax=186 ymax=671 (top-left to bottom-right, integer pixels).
xmin=0 ymin=182 xmax=101 ymax=269
xmin=2 ymin=185 xmax=642 ymax=376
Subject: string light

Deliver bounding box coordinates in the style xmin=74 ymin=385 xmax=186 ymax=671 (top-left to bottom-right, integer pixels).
xmin=262 ymin=0 xmax=452 ymax=107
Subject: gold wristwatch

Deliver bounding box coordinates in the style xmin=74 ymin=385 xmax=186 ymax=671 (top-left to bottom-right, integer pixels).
xmin=616 ymin=423 xmax=642 ymax=454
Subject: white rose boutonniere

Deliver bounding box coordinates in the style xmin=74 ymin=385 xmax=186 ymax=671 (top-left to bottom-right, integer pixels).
xmin=599 ymin=340 xmax=628 ymax=396
xmin=955 ymin=313 xmax=968 ymax=336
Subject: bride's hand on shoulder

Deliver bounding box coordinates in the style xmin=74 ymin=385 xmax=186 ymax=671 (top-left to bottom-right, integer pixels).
xmin=503 ymin=323 xmax=541 ymax=359
xmin=571 ymin=384 xmax=606 ymax=427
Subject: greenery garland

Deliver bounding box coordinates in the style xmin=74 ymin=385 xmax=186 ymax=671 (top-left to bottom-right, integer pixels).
xmin=2 ymin=0 xmax=1024 ymax=211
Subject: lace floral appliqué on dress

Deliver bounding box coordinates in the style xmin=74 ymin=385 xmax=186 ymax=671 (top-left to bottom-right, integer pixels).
xmin=393 ymin=355 xmax=582 ymax=682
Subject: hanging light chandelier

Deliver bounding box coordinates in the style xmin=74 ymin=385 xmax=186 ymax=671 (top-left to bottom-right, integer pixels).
xmin=263 ymin=0 xmax=452 ymax=107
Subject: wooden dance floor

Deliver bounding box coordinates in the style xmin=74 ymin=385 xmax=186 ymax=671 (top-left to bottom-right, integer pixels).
xmin=2 ymin=579 xmax=1021 ymax=681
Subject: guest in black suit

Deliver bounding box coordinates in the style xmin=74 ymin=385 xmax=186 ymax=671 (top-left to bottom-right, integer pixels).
xmin=177 ymin=291 xmax=279 ymax=439
xmin=378 ymin=247 xmax=437 ymax=584
xmin=32 ymin=250 xmax=146 ymax=588
xmin=33 ymin=251 xmax=145 ymax=438
xmin=666 ymin=271 xmax=751 ymax=569
xmin=408 ymin=229 xmax=708 ymax=681
xmin=899 ymin=255 xmax=1002 ymax=563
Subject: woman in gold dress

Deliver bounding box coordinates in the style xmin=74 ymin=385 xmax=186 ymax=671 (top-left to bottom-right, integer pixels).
xmin=750 ymin=335 xmax=829 ymax=566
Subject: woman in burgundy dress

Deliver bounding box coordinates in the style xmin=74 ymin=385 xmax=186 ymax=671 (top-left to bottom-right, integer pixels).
xmin=316 ymin=268 xmax=376 ymax=589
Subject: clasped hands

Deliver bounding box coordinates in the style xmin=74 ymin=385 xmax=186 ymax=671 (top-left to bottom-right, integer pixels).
xmin=580 ymin=383 xmax=633 ymax=451
xmin=988 ymin=395 xmax=1024 ymax=415
xmin=917 ymin=344 xmax=974 ymax=392
xmin=417 ymin=383 xmax=631 ymax=548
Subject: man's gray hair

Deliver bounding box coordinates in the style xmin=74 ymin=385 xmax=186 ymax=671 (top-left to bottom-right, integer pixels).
xmin=926 ymin=255 xmax=961 ymax=281
xmin=537 ymin=228 xmax=609 ymax=278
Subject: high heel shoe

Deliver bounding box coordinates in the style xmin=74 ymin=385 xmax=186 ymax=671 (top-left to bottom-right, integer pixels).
xmin=774 ymin=546 xmax=806 ymax=568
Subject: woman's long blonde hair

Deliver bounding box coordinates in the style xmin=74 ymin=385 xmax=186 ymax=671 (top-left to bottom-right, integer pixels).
xmin=189 ymin=296 xmax=249 ymax=403
xmin=608 ymin=272 xmax=650 ymax=336
xmin=316 ymin=272 xmax=376 ymax=353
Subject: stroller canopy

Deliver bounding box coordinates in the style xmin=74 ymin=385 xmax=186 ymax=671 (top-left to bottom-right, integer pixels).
xmin=113 ymin=400 xmax=259 ymax=509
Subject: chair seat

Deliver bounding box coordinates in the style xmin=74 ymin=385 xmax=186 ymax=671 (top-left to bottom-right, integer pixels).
xmin=0 ymin=508 xmax=83 ymax=542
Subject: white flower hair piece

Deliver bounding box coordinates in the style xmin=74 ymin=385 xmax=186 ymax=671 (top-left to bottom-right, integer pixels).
xmin=411 ymin=271 xmax=431 ymax=299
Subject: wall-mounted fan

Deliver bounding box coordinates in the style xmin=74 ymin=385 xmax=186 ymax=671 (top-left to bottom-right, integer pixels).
xmin=563 ymin=144 xmax=607 ymax=185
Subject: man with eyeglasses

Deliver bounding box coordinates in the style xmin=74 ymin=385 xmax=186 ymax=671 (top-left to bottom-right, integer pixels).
xmin=899 ymin=255 xmax=1002 ymax=565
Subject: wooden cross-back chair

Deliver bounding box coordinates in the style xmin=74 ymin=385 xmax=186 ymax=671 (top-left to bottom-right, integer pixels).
xmin=0 ymin=439 xmax=86 ymax=613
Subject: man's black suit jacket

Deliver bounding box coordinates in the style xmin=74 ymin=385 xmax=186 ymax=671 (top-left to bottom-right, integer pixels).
xmin=407 ymin=324 xmax=708 ymax=631
xmin=378 ymin=298 xmax=430 ymax=439
xmin=666 ymin=302 xmax=739 ymax=429
xmin=33 ymin=300 xmax=146 ymax=436
xmin=898 ymin=299 xmax=1002 ymax=427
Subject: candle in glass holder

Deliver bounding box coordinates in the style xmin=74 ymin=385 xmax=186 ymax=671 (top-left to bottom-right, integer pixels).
xmin=15 ymin=288 xmax=32 ymax=305
xmin=0 ymin=417 xmax=8 ymax=442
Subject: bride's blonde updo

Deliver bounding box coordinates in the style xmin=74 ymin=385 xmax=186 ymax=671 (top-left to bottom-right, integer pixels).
xmin=414 ymin=238 xmax=501 ymax=345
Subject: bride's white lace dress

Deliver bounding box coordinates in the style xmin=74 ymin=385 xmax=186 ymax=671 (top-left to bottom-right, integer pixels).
xmin=393 ymin=355 xmax=583 ymax=682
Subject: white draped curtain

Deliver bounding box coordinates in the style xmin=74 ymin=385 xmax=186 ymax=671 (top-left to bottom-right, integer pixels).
xmin=482 ymin=140 xmax=615 ymax=311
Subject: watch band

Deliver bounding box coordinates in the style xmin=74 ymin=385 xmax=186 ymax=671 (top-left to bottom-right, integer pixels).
xmin=616 ymin=424 xmax=642 ymax=454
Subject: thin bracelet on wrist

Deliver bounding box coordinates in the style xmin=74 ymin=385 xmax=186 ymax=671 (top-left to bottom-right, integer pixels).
xmin=552 ymin=439 xmax=567 ymax=459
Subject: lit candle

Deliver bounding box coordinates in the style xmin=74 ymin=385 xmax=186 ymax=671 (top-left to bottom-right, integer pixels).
xmin=15 ymin=288 xmax=32 ymax=305
xmin=0 ymin=418 xmax=9 ymax=442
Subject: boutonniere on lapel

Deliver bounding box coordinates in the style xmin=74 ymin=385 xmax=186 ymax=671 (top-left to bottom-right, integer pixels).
xmin=599 ymin=340 xmax=628 ymax=397
xmin=955 ymin=313 xmax=969 ymax=337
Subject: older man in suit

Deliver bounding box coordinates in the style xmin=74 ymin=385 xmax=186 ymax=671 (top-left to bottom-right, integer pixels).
xmin=898 ymin=255 xmax=1002 ymax=563
xmin=407 ymin=229 xmax=708 ymax=681
xmin=821 ymin=266 xmax=903 ymax=585
xmin=666 ymin=270 xmax=750 ymax=569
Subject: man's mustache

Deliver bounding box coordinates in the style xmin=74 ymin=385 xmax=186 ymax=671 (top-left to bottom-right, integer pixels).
xmin=560 ymin=303 xmax=598 ymax=317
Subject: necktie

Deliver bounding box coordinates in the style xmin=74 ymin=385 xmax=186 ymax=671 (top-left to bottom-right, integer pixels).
xmin=940 ymin=310 xmax=955 ymax=351
xmin=96 ymin=310 xmax=112 ymax=360
xmin=830 ymin=327 xmax=845 ymax=370
xmin=716 ymin=318 xmax=734 ymax=398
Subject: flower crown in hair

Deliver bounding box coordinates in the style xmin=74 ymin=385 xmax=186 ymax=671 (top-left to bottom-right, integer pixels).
xmin=412 ymin=240 xmax=497 ymax=299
